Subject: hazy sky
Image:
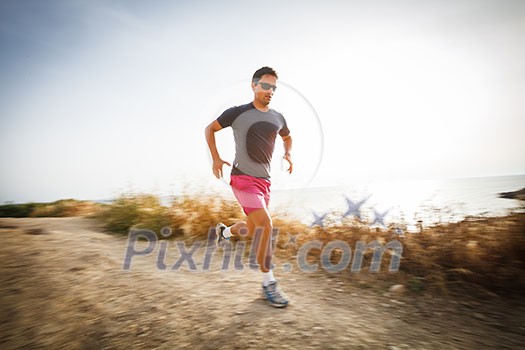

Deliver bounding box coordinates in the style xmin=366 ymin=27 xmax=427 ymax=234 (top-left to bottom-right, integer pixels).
xmin=1 ymin=0 xmax=524 ymax=203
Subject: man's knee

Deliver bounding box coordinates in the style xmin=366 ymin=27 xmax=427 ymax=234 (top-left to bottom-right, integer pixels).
xmin=249 ymin=209 xmax=272 ymax=229
xmin=247 ymin=210 xmax=272 ymax=244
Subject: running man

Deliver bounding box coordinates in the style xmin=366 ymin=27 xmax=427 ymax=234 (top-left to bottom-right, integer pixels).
xmin=204 ymin=66 xmax=293 ymax=308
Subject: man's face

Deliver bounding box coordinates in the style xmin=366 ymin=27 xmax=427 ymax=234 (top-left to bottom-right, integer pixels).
xmin=252 ymin=74 xmax=277 ymax=106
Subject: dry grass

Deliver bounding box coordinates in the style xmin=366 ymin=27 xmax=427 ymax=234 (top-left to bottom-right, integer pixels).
xmin=3 ymin=193 xmax=524 ymax=295
xmin=401 ymin=213 xmax=525 ymax=295
xmin=92 ymin=193 xmax=244 ymax=241
xmin=93 ymin=194 xmax=172 ymax=236
xmin=264 ymin=209 xmax=525 ymax=296
xmin=168 ymin=194 xmax=244 ymax=240
xmin=30 ymin=199 xmax=103 ymax=217
xmin=0 ymin=199 xmax=104 ymax=218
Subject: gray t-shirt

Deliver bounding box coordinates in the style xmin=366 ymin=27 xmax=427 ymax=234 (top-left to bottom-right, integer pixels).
xmin=217 ymin=102 xmax=290 ymax=179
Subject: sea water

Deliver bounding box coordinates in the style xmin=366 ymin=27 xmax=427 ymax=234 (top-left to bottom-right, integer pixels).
xmin=269 ymin=174 xmax=525 ymax=230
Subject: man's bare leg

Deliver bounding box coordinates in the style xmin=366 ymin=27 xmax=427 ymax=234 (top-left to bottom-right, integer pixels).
xmin=217 ymin=209 xmax=288 ymax=307
xmin=219 ymin=210 xmax=272 ymax=271
xmin=226 ymin=215 xmax=270 ymax=262
xmin=246 ymin=208 xmax=273 ymax=273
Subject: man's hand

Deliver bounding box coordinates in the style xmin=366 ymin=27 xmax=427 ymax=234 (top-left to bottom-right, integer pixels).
xmin=212 ymin=158 xmax=231 ymax=179
xmin=283 ymin=153 xmax=293 ymax=174
xmin=281 ymin=134 xmax=293 ymax=174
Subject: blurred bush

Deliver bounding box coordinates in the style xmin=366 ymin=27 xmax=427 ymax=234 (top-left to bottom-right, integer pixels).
xmin=93 ymin=194 xmax=172 ymax=237
xmin=31 ymin=199 xmax=102 ymax=217
xmin=2 ymin=193 xmax=523 ymax=295
xmin=0 ymin=203 xmax=40 ymax=217
xmin=0 ymin=199 xmax=102 ymax=218
xmin=93 ymin=193 xmax=244 ymax=240
xmin=168 ymin=194 xmax=244 ymax=240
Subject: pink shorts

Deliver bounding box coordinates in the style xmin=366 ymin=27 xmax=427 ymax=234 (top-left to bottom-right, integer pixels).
xmin=230 ymin=174 xmax=271 ymax=215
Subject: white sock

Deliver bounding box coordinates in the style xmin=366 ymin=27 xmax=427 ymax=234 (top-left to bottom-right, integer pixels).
xmin=262 ymin=270 xmax=276 ymax=287
xmin=222 ymin=226 xmax=232 ymax=238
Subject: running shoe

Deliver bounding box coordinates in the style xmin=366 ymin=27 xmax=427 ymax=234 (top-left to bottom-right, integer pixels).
xmin=262 ymin=281 xmax=289 ymax=308
xmin=215 ymin=222 xmax=229 ymax=246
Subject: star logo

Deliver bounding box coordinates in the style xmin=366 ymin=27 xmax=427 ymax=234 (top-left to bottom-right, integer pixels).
xmin=371 ymin=208 xmax=390 ymax=227
xmin=284 ymin=233 xmax=298 ymax=247
xmin=310 ymin=211 xmax=328 ymax=228
xmin=392 ymin=227 xmax=405 ymax=237
xmin=342 ymin=195 xmax=370 ymax=220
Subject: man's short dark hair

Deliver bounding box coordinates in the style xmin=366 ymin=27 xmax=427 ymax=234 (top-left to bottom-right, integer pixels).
xmin=252 ymin=66 xmax=278 ymax=83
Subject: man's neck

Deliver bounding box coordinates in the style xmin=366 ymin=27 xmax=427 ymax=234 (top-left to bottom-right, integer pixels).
xmin=253 ymin=99 xmax=269 ymax=112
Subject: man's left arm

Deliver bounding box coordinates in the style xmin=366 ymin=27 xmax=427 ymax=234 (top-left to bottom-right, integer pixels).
xmin=281 ymin=134 xmax=293 ymax=174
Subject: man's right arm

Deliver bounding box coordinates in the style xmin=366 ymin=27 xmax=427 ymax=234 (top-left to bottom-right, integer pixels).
xmin=204 ymin=120 xmax=231 ymax=179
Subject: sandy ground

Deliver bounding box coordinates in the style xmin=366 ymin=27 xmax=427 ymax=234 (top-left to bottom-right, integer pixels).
xmin=0 ymin=217 xmax=524 ymax=349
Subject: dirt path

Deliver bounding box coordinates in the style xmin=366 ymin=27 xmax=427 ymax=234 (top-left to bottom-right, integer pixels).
xmin=1 ymin=217 xmax=524 ymax=349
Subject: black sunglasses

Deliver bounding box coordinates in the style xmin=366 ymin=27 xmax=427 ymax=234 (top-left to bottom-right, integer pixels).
xmin=256 ymin=82 xmax=277 ymax=91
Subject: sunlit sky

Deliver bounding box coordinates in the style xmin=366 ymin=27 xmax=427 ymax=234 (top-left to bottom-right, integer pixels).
xmin=1 ymin=0 xmax=524 ymax=203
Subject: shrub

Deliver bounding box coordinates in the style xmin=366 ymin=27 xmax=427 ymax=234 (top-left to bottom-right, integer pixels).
xmin=168 ymin=194 xmax=244 ymax=241
xmin=94 ymin=194 xmax=171 ymax=236
xmin=0 ymin=203 xmax=41 ymax=217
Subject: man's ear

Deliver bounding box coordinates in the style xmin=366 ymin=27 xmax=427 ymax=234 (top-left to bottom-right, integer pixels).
xmin=251 ymin=81 xmax=256 ymax=91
